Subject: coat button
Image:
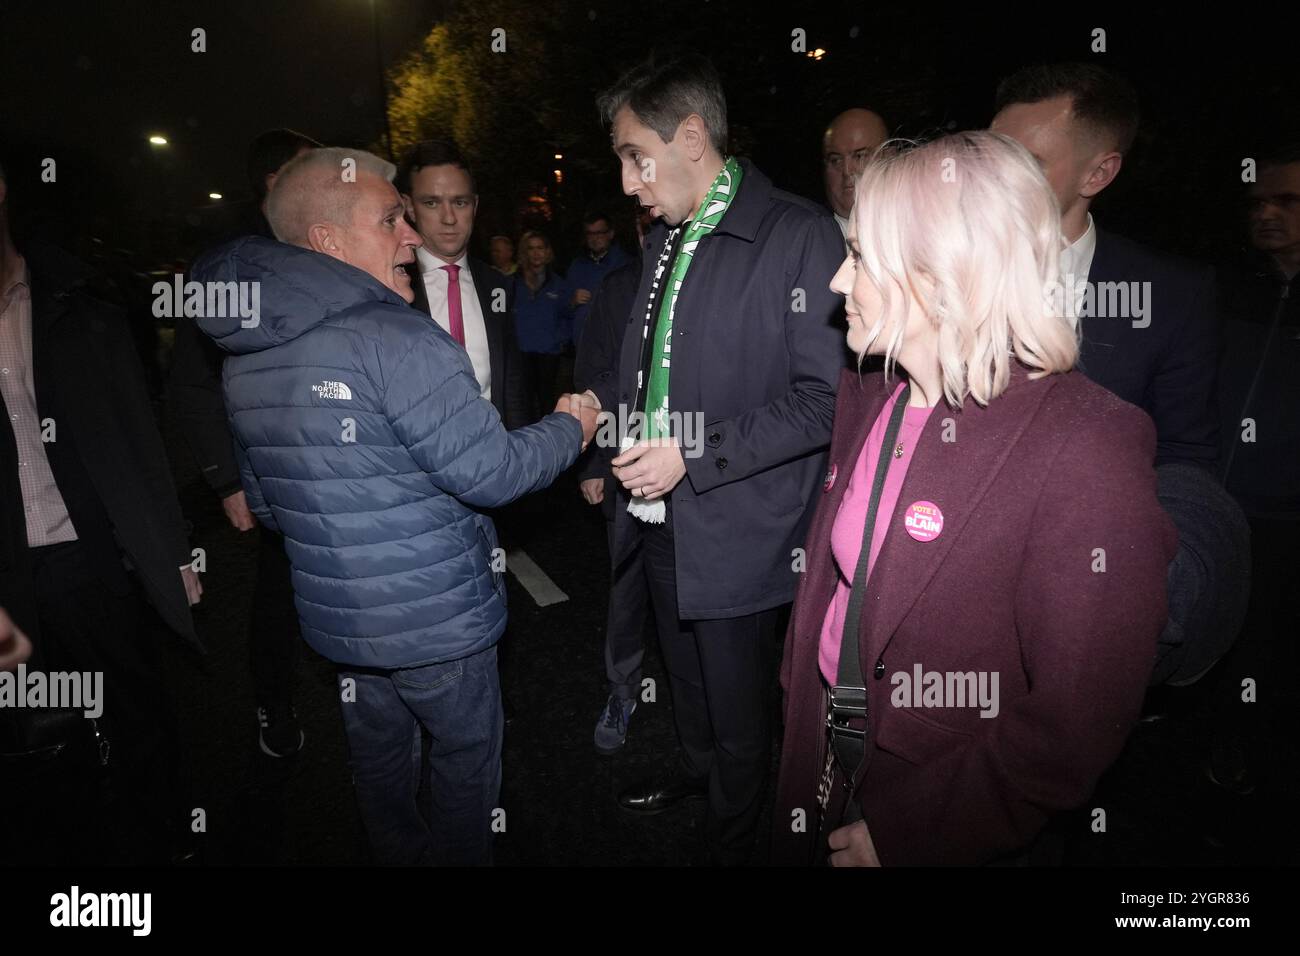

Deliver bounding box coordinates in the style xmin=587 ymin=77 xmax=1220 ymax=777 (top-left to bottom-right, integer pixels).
xmin=717 ymin=457 xmax=728 ymax=470
xmin=873 ymin=659 xmax=885 ymax=680
xmin=708 ymin=431 xmax=721 ymax=445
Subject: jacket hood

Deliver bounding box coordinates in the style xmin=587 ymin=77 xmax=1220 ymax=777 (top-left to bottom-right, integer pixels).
xmin=189 ymin=235 xmax=409 ymax=354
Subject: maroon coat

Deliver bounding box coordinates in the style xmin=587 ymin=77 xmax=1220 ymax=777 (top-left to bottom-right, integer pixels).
xmin=773 ymin=364 xmax=1177 ymax=866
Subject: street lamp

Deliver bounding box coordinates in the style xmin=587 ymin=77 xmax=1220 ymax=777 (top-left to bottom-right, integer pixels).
xmin=149 ymin=135 xmax=168 ymax=145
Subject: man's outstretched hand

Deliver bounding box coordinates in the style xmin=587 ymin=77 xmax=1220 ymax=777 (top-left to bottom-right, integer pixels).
xmin=554 ymin=393 xmax=600 ymax=450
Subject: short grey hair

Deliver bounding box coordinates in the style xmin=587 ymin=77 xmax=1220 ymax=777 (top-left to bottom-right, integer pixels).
xmin=597 ymin=51 xmax=728 ymax=154
xmin=265 ymin=147 xmax=397 ymax=247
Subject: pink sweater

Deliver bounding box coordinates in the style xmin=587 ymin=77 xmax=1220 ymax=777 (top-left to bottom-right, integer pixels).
xmin=819 ymin=382 xmax=935 ymax=684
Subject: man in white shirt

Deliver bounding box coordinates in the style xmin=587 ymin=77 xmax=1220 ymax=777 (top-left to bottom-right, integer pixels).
xmin=821 ymin=108 xmax=889 ymax=242
xmin=398 ymin=140 xmax=529 ymax=429
xmin=991 ymin=61 xmax=1218 ymax=470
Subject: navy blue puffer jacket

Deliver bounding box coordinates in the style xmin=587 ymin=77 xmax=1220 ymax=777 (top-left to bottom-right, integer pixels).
xmin=191 ymin=237 xmax=581 ymax=668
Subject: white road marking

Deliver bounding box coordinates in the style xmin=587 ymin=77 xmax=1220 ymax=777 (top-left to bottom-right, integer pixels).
xmin=506 ymin=549 xmax=569 ymax=607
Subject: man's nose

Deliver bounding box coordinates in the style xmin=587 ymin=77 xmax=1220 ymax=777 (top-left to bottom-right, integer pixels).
xmin=439 ymin=202 xmax=457 ymax=224
xmin=622 ymin=167 xmax=641 ymax=197
xmin=398 ymin=219 xmax=421 ymax=244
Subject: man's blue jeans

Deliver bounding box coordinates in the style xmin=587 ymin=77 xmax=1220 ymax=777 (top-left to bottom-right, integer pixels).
xmin=338 ymin=644 xmax=503 ymax=865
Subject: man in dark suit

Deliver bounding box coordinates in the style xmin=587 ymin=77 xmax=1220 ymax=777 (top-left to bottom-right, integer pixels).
xmin=583 ymin=52 xmax=847 ymax=864
xmin=397 ymin=140 xmax=530 ymax=431
xmin=574 ymin=208 xmax=651 ymax=756
xmin=992 ymin=62 xmax=1220 ymax=469
xmin=168 ymin=128 xmax=317 ymax=759
xmin=0 ymin=160 xmax=198 ymax=862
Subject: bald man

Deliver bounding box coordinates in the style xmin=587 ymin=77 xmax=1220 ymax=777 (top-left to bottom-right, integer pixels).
xmin=822 ymin=108 xmax=889 ymax=239
xmin=191 ymin=147 xmax=596 ymax=865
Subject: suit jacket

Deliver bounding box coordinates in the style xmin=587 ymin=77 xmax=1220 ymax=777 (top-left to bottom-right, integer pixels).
xmin=405 ymin=254 xmax=531 ymax=430
xmin=0 ymin=242 xmax=197 ymax=647
xmin=167 ymin=301 xmax=242 ymax=496
xmin=574 ymin=257 xmax=641 ymax=520
xmin=773 ymin=364 xmax=1176 ymax=866
xmin=1216 ymin=253 xmax=1300 ymax=516
xmin=1079 ymin=228 xmax=1219 ymax=469
xmin=587 ymin=160 xmax=849 ymax=619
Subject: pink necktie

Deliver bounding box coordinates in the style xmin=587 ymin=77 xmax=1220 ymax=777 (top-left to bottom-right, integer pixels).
xmin=440 ymin=263 xmax=465 ymax=346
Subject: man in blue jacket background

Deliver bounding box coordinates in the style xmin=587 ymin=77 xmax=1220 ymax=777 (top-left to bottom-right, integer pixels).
xmin=191 ymin=147 xmax=596 ymax=865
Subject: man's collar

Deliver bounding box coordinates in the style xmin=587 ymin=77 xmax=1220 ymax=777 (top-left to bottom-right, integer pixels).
xmin=416 ymin=245 xmax=468 ymax=272
xmin=709 ymin=158 xmax=769 ymax=242
xmin=1064 ymin=212 xmax=1096 ymax=253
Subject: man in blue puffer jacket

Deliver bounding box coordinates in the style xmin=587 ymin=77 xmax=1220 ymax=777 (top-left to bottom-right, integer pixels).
xmin=191 ymin=148 xmax=597 ymax=865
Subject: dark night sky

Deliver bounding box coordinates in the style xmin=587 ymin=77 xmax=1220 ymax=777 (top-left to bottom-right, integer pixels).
xmin=2 ymin=0 xmax=441 ymax=241
xmin=2 ymin=2 xmax=1296 ymax=265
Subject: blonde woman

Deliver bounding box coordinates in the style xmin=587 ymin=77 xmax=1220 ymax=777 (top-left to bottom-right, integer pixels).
xmin=772 ymin=132 xmax=1177 ymax=866
xmin=514 ymin=230 xmax=571 ymax=416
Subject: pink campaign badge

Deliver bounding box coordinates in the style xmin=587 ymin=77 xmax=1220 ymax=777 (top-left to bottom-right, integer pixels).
xmin=823 ymin=464 xmax=837 ymax=492
xmin=904 ymin=500 xmax=944 ymax=542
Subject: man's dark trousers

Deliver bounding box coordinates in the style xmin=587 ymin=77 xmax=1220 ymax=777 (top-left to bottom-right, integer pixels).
xmin=605 ymin=518 xmax=648 ymax=701
xmin=640 ymin=498 xmax=778 ymax=864
xmin=249 ymin=527 xmax=299 ymax=708
xmin=337 ymin=643 xmax=503 ymax=866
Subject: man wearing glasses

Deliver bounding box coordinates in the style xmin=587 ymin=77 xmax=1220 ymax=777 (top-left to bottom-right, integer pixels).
xmin=567 ymin=211 xmax=629 ymax=350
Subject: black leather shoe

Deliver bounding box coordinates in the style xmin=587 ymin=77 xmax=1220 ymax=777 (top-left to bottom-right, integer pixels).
xmin=618 ymin=775 xmax=708 ymax=815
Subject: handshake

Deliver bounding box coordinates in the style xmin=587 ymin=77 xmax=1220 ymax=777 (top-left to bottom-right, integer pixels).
xmin=553 ymin=389 xmax=602 ymax=450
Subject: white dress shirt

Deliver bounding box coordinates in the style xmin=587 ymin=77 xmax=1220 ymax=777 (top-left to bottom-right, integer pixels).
xmin=834 ymin=212 xmax=850 ymax=243
xmin=1060 ymin=212 xmax=1098 ymax=284
xmin=417 ymin=247 xmax=492 ymax=401
xmin=1059 ymin=213 xmax=1098 ymax=330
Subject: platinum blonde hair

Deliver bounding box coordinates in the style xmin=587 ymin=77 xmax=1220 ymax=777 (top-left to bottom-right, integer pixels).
xmin=853 ymin=131 xmax=1078 ymax=406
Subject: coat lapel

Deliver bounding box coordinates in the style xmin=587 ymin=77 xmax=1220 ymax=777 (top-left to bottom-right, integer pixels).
xmin=1077 ymin=228 xmax=1120 ymax=366
xmin=792 ymin=372 xmax=893 ymax=638
xmin=861 ymin=367 xmax=1053 ymax=667
xmin=469 ymin=257 xmax=505 ymax=400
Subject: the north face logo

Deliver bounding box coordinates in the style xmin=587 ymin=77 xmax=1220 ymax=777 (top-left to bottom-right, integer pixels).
xmin=311 ymin=380 xmax=353 ymax=400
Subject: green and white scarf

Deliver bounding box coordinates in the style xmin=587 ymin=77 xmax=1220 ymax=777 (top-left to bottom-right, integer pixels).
xmin=628 ymin=156 xmax=743 ymax=524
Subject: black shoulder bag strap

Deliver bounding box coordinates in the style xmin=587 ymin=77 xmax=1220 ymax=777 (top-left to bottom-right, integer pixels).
xmin=829 ymin=383 xmax=911 ymax=815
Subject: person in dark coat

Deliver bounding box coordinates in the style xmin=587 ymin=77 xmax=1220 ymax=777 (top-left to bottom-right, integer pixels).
xmin=167 ymin=127 xmax=318 ymax=757
xmin=582 ymin=52 xmax=848 ymax=864
xmin=991 ymin=62 xmax=1220 ymax=470
xmin=1206 ymin=144 xmax=1300 ymax=799
xmin=772 ymin=132 xmax=1177 ymax=867
xmin=993 ymin=62 xmax=1245 ymax=699
xmin=566 ymin=210 xmax=630 ymax=349
xmin=574 ymin=247 xmax=647 ymax=754
xmin=396 ymin=139 xmax=531 ymax=431
xmin=0 ymin=159 xmax=200 ymax=863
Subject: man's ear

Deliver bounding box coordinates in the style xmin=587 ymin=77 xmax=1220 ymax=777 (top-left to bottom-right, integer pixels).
xmin=678 ymin=114 xmax=711 ymax=162
xmin=0 ymin=178 xmax=7 ymax=207
xmin=306 ymin=223 xmax=344 ymax=260
xmin=1080 ymin=151 xmax=1123 ymax=200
